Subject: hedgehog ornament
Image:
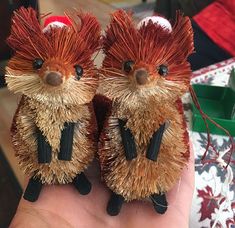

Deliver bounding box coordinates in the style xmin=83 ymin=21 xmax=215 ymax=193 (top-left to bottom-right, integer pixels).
xmin=6 ymin=7 xmax=101 ymax=202
xmin=97 ymin=10 xmax=194 ymax=215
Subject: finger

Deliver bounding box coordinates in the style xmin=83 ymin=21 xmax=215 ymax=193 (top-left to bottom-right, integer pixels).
xmin=167 ymin=141 xmax=195 ymax=215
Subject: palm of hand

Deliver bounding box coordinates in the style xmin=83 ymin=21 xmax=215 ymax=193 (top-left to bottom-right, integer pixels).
xmin=11 ymin=153 xmax=194 ymax=228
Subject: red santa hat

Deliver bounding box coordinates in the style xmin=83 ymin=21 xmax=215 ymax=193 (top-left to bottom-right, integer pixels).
xmin=138 ymin=16 xmax=172 ymax=33
xmin=43 ymin=16 xmax=72 ymax=32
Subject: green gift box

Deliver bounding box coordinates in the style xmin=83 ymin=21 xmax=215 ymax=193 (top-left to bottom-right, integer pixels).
xmin=191 ymin=69 xmax=235 ymax=136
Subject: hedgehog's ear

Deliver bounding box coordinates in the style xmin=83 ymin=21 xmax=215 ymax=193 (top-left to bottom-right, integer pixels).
xmin=103 ymin=9 xmax=138 ymax=53
xmin=75 ymin=12 xmax=101 ymax=52
xmin=171 ymin=13 xmax=194 ymax=61
xmin=7 ymin=7 xmax=43 ymax=51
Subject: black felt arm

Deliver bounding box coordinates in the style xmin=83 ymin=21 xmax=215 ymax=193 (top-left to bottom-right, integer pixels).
xmin=118 ymin=119 xmax=137 ymax=161
xmin=146 ymin=123 xmax=166 ymax=161
xmin=58 ymin=122 xmax=75 ymax=161
xmin=37 ymin=128 xmax=52 ymax=163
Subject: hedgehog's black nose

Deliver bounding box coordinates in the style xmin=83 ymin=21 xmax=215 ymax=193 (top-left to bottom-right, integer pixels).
xmin=45 ymin=72 xmax=63 ymax=86
xmin=134 ymin=69 xmax=149 ymax=85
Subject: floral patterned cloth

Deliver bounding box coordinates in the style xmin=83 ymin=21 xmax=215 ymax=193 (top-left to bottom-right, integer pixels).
xmin=185 ymin=58 xmax=235 ymax=228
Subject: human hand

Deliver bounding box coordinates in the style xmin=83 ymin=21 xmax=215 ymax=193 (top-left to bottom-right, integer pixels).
xmin=10 ymin=146 xmax=194 ymax=228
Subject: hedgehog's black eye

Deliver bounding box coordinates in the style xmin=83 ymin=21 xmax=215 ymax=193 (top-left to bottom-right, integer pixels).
xmin=33 ymin=58 xmax=44 ymax=70
xmin=74 ymin=65 xmax=83 ymax=80
xmin=123 ymin=60 xmax=134 ymax=73
xmin=157 ymin=64 xmax=168 ymax=76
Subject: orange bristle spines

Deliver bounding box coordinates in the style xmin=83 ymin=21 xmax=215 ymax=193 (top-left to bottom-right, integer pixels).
xmin=6 ymin=7 xmax=101 ymax=107
xmin=7 ymin=7 xmax=101 ymax=77
xmin=7 ymin=7 xmax=52 ymax=62
xmin=102 ymin=10 xmax=194 ymax=87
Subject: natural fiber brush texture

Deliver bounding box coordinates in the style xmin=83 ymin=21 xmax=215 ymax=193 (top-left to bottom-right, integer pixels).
xmin=6 ymin=7 xmax=101 ymax=106
xmin=98 ymin=10 xmax=194 ymax=200
xmin=6 ymin=7 xmax=101 ymax=184
xmin=11 ymin=97 xmax=97 ymax=184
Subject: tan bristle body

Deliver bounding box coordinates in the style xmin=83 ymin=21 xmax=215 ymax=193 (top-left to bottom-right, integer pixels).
xmin=6 ymin=7 xmax=101 ymax=184
xmin=99 ymin=99 xmax=189 ymax=200
xmin=11 ymin=97 xmax=97 ymax=184
xmin=98 ymin=10 xmax=194 ymax=201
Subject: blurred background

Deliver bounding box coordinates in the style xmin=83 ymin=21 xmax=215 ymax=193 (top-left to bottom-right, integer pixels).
xmin=0 ymin=0 xmax=234 ymax=227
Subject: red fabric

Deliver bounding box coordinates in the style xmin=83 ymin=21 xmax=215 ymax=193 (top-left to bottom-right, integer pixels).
xmin=193 ymin=0 xmax=235 ymax=56
xmin=44 ymin=16 xmax=72 ymax=28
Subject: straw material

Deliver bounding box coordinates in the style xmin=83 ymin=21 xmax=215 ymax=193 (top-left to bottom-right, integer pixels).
xmin=98 ymin=10 xmax=193 ymax=200
xmin=6 ymin=7 xmax=101 ymax=184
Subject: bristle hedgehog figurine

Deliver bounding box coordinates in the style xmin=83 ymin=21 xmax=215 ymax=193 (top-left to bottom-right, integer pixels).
xmin=97 ymin=10 xmax=194 ymax=215
xmin=5 ymin=7 xmax=101 ymax=202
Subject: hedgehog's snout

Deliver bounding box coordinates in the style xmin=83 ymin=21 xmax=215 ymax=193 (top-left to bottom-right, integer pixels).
xmin=134 ymin=68 xmax=149 ymax=85
xmin=45 ymin=72 xmax=63 ymax=86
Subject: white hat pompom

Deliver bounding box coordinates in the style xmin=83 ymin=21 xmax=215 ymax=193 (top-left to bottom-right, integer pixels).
xmin=138 ymin=16 xmax=172 ymax=33
xmin=43 ymin=16 xmax=72 ymax=33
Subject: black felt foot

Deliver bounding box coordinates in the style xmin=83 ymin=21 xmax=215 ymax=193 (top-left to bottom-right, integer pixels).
xmin=73 ymin=172 xmax=91 ymax=195
xmin=107 ymin=192 xmax=124 ymax=216
xmin=23 ymin=177 xmax=43 ymax=202
xmin=151 ymin=193 xmax=168 ymax=214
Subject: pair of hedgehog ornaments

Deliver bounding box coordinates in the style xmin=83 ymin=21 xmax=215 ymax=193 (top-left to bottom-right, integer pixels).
xmin=6 ymin=7 xmax=194 ymax=216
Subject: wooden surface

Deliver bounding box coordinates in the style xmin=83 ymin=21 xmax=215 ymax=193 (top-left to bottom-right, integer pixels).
xmin=0 ymin=0 xmax=114 ymax=188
